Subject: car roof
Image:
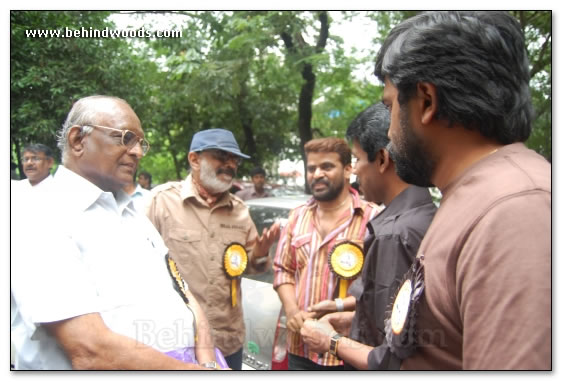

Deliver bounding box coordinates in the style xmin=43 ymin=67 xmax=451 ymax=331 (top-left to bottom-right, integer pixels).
xmin=244 ymin=195 xmax=310 ymax=209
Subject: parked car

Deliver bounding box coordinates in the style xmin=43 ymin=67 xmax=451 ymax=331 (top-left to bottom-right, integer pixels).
xmin=241 ymin=195 xmax=310 ymax=370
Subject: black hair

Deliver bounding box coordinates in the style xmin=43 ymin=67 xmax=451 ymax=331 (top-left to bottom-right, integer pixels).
xmin=22 ymin=143 xmax=54 ymax=158
xmin=346 ymin=103 xmax=390 ymax=162
xmin=250 ymin=167 xmax=266 ymax=177
xmin=139 ymin=170 xmax=152 ymax=184
xmin=375 ymin=11 xmax=533 ymax=144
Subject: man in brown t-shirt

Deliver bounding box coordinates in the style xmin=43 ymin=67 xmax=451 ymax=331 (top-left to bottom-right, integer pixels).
xmin=146 ymin=129 xmax=280 ymax=370
xmin=235 ymin=167 xmax=273 ymax=201
xmin=374 ymin=11 xmax=551 ymax=369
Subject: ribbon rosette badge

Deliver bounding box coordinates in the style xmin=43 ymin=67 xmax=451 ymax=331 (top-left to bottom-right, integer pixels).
xmin=391 ymin=279 xmax=412 ymax=334
xmin=328 ymin=242 xmax=364 ymax=298
xmin=224 ymin=243 xmax=248 ymax=307
xmin=384 ymin=256 xmax=425 ymax=360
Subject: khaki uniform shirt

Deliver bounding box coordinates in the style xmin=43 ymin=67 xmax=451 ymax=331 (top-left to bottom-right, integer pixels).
xmin=146 ymin=174 xmax=261 ymax=356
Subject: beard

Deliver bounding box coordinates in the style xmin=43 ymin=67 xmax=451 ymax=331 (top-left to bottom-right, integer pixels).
xmin=310 ymin=176 xmax=346 ymax=202
xmin=200 ymin=157 xmax=235 ymax=194
xmin=386 ymin=106 xmax=435 ymax=188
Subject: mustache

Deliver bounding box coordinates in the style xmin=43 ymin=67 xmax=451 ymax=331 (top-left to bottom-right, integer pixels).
xmin=311 ymin=179 xmax=329 ymax=188
xmin=217 ymin=167 xmax=236 ymax=177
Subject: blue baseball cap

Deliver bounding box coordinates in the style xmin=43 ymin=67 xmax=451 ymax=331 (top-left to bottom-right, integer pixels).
xmin=189 ymin=129 xmax=250 ymax=159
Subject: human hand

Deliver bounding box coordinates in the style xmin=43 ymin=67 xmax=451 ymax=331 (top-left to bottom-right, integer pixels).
xmin=300 ymin=319 xmax=334 ymax=354
xmin=253 ymin=221 xmax=281 ymax=262
xmin=307 ymin=299 xmax=337 ymax=318
xmin=286 ymin=309 xmax=316 ymax=333
xmin=320 ymin=311 xmax=355 ymax=337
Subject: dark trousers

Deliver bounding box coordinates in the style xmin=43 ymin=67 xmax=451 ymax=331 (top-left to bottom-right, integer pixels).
xmin=225 ymin=347 xmax=243 ymax=370
xmin=288 ymin=354 xmax=346 ymax=371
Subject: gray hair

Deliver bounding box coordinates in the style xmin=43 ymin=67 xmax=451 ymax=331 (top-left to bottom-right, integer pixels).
xmin=57 ymin=95 xmax=128 ymax=163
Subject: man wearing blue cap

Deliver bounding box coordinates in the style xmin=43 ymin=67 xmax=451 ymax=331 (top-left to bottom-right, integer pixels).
xmin=146 ymin=129 xmax=280 ymax=370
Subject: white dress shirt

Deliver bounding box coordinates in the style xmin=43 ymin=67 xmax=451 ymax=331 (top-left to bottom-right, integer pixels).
xmin=11 ymin=166 xmax=195 ymax=369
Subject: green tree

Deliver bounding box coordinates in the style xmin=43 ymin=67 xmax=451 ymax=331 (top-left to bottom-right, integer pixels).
xmin=11 ymin=11 xmax=551 ymax=186
xmin=10 ymin=11 xmax=155 ymax=177
xmin=512 ymin=11 xmax=552 ymax=161
xmin=367 ymin=10 xmax=552 ymax=161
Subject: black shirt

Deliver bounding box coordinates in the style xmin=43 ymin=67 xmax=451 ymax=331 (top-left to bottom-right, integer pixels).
xmin=348 ymin=185 xmax=437 ymax=369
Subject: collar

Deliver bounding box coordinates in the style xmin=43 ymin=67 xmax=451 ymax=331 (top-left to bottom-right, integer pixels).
xmin=132 ymin=183 xmax=150 ymax=197
xmin=367 ymin=185 xmax=434 ymax=233
xmin=440 ymin=142 xmax=521 ymax=198
xmin=305 ymin=186 xmax=365 ymax=213
xmin=54 ymin=165 xmax=131 ymax=213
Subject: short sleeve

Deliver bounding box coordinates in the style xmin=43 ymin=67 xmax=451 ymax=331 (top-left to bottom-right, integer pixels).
xmin=457 ymin=192 xmax=551 ymax=369
xmin=12 ymin=221 xmax=100 ymax=326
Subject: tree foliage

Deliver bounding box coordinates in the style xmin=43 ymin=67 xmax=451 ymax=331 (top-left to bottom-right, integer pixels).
xmin=10 ymin=11 xmax=155 ymax=177
xmin=367 ymin=10 xmax=552 ymax=161
xmin=10 ymin=10 xmax=552 ymax=185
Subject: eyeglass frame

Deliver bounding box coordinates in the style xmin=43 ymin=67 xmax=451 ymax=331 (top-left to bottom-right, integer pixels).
xmin=202 ymin=149 xmax=243 ymax=166
xmin=82 ymin=124 xmax=150 ymax=155
xmin=21 ymin=155 xmax=47 ymax=164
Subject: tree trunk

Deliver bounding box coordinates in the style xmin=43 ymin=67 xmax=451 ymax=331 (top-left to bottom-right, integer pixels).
xmin=13 ymin=139 xmax=24 ymax=180
xmin=299 ymin=63 xmax=315 ymax=193
xmin=280 ymin=11 xmax=329 ymax=194
xmin=238 ymin=80 xmax=258 ymax=165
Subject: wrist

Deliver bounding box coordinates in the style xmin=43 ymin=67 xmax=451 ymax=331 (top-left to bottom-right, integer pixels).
xmin=253 ymin=255 xmax=269 ymax=266
xmin=329 ymin=331 xmax=342 ymax=357
xmin=286 ymin=306 xmax=300 ymax=319
xmin=201 ymin=360 xmax=220 ymax=369
xmin=334 ymin=298 xmax=344 ymax=312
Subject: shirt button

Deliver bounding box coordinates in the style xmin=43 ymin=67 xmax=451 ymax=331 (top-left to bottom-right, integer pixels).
xmin=210 ymin=232 xmax=215 ymax=238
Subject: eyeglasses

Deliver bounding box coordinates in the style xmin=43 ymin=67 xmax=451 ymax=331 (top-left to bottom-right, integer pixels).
xmin=85 ymin=124 xmax=150 ymax=155
xmin=205 ymin=149 xmax=242 ymax=166
xmin=22 ymin=155 xmax=45 ymax=164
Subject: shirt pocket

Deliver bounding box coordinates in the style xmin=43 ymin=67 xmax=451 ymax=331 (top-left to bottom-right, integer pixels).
xmin=291 ymin=232 xmax=313 ymax=270
xmin=168 ymin=228 xmax=202 ymax=257
xmin=219 ymin=229 xmax=247 ymax=247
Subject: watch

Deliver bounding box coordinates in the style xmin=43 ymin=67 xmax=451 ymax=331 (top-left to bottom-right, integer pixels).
xmin=201 ymin=361 xmax=219 ymax=369
xmin=254 ymin=255 xmax=269 ymax=265
xmin=329 ymin=332 xmax=342 ymax=357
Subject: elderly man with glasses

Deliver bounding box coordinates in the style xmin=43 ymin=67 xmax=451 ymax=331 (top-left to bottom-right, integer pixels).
xmin=146 ymin=128 xmax=281 ymax=370
xmin=11 ymin=95 xmax=222 ymax=370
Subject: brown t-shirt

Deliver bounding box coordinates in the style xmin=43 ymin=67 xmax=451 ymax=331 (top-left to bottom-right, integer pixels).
xmin=146 ymin=174 xmax=260 ymax=356
xmin=402 ymin=143 xmax=551 ymax=370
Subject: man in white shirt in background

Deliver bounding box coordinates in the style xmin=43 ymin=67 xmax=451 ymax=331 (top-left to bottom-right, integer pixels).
xmin=15 ymin=143 xmax=55 ymax=189
xmin=11 ymin=143 xmax=56 ymax=368
xmin=123 ymin=171 xmax=152 ymax=213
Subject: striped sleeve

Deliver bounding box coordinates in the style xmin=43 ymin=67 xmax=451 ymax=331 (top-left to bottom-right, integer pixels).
xmin=272 ymin=207 xmax=301 ymax=288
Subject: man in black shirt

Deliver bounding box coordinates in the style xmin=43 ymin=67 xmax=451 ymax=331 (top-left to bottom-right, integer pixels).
xmin=301 ymin=103 xmax=437 ymax=370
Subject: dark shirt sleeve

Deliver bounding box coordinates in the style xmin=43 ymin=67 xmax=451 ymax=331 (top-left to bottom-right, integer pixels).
xmin=360 ymin=233 xmax=417 ymax=340
xmin=367 ymin=343 xmax=401 ymax=370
